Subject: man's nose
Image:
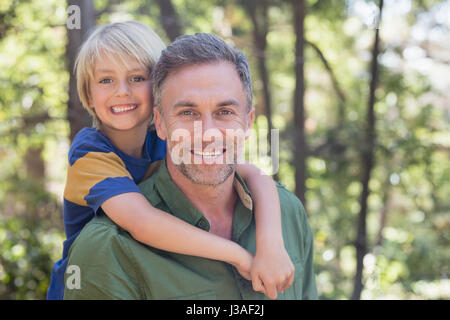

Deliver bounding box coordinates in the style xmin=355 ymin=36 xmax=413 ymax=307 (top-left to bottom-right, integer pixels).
xmin=115 ymin=80 xmax=131 ymax=97
xmin=200 ymin=114 xmax=225 ymax=147
xmin=193 ymin=115 xmax=222 ymax=146
xmin=201 ymin=114 xmax=217 ymax=133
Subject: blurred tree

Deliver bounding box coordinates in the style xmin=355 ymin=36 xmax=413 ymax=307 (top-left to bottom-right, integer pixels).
xmin=240 ymin=0 xmax=279 ymax=180
xmin=292 ymin=0 xmax=307 ymax=206
xmin=66 ymin=0 xmax=95 ymax=142
xmin=0 ymin=0 xmax=68 ymax=299
xmin=155 ymin=0 xmax=182 ymax=42
xmin=0 ymin=0 xmax=448 ymax=300
xmin=241 ymin=4 xmax=272 ymax=133
xmin=352 ymin=0 xmax=384 ymax=301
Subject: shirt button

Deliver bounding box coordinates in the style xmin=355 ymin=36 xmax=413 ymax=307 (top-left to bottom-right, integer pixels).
xmin=198 ymin=219 xmax=208 ymax=229
xmin=239 ymin=278 xmax=249 ymax=288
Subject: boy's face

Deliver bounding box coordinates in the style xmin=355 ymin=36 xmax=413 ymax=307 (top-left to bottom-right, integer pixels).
xmin=89 ymin=54 xmax=152 ymax=134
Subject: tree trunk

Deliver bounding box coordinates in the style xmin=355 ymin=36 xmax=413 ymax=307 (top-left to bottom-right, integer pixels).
xmin=243 ymin=0 xmax=278 ymax=180
xmin=25 ymin=146 xmax=45 ymax=181
xmin=352 ymin=0 xmax=384 ymax=300
xmin=376 ymin=186 xmax=390 ymax=247
xmin=155 ymin=0 xmax=182 ymax=42
xmin=66 ymin=0 xmax=95 ymax=142
xmin=292 ymin=0 xmax=307 ymax=207
xmin=23 ymin=111 xmax=50 ymax=187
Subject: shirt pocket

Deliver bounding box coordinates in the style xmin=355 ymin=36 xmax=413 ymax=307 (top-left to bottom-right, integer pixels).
xmin=277 ymin=256 xmax=304 ymax=300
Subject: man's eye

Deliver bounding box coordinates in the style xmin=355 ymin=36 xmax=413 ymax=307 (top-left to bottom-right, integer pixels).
xmin=219 ymin=109 xmax=232 ymax=115
xmin=179 ymin=110 xmax=194 ymax=116
xmin=99 ymin=78 xmax=112 ymax=84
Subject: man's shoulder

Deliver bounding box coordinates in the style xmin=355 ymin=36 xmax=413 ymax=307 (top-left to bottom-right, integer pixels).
xmin=67 ymin=215 xmax=139 ymax=269
xmin=71 ymin=215 xmax=124 ymax=249
xmin=275 ymin=181 xmax=307 ymax=219
xmin=274 ymin=180 xmax=312 ymax=242
xmin=137 ymin=166 xmax=164 ymax=207
xmin=64 ymin=214 xmax=144 ymax=299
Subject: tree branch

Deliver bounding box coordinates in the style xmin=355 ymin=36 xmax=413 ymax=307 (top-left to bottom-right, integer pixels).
xmin=95 ymin=0 xmax=120 ymax=18
xmin=305 ymin=40 xmax=347 ymax=104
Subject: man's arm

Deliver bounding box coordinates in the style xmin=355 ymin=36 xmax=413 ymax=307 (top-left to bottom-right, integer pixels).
xmin=64 ymin=218 xmax=143 ymax=300
xmin=236 ymin=163 xmax=295 ymax=299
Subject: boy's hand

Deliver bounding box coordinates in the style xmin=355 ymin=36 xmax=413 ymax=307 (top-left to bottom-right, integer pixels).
xmin=250 ymin=240 xmax=295 ymax=300
xmin=231 ymin=248 xmax=254 ymax=281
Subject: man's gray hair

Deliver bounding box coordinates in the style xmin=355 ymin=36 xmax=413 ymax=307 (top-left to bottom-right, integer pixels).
xmin=152 ymin=33 xmax=253 ymax=112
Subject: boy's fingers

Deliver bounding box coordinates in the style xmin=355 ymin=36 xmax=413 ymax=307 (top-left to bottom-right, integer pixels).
xmin=280 ymin=273 xmax=295 ymax=292
xmin=265 ymin=283 xmax=278 ymax=300
xmin=252 ymin=275 xmax=264 ymax=293
xmin=276 ymin=278 xmax=287 ymax=293
xmin=259 ymin=277 xmax=278 ymax=300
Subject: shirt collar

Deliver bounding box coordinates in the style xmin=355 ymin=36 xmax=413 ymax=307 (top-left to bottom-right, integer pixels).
xmin=154 ymin=160 xmax=254 ymax=228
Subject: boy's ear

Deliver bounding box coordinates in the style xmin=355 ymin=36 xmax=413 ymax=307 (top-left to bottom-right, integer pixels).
xmin=153 ymin=108 xmax=167 ymax=141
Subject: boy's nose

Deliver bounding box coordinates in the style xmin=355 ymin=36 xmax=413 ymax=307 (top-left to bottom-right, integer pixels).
xmin=115 ymin=80 xmax=131 ymax=97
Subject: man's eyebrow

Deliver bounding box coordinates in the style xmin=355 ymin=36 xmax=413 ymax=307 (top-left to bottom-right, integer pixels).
xmin=172 ymin=99 xmax=241 ymax=108
xmin=173 ymin=100 xmax=198 ymax=108
xmin=217 ymin=99 xmax=240 ymax=107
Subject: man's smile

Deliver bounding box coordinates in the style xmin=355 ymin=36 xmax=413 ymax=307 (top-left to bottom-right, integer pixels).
xmin=191 ymin=149 xmax=224 ymax=156
xmin=191 ymin=148 xmax=226 ymax=161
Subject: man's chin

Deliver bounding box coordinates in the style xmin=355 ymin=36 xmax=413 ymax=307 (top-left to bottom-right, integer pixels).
xmin=176 ymin=163 xmax=235 ymax=186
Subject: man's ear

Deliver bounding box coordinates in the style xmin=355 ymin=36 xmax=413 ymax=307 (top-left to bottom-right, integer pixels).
xmin=245 ymin=107 xmax=255 ymax=140
xmin=153 ymin=108 xmax=167 ymax=141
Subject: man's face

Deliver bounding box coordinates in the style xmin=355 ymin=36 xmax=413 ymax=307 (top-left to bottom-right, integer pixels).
xmin=154 ymin=61 xmax=254 ymax=186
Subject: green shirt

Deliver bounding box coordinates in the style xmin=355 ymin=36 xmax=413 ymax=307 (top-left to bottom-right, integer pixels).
xmin=64 ymin=160 xmax=318 ymax=300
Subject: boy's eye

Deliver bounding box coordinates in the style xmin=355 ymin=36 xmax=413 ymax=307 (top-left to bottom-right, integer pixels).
xmin=99 ymin=78 xmax=112 ymax=84
xmin=131 ymin=76 xmax=146 ymax=82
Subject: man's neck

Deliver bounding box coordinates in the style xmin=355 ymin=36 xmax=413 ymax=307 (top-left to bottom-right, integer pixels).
xmin=166 ymin=160 xmax=237 ymax=227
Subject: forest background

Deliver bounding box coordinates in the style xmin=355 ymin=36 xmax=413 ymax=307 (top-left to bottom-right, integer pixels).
xmin=0 ymin=0 xmax=449 ymax=300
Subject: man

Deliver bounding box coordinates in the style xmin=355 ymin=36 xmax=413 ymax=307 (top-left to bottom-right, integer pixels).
xmin=64 ymin=33 xmax=318 ymax=300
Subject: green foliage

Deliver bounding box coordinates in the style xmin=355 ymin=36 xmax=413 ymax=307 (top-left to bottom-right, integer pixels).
xmin=0 ymin=0 xmax=67 ymax=300
xmin=0 ymin=170 xmax=64 ymax=299
xmin=0 ymin=209 xmax=63 ymax=300
xmin=0 ymin=0 xmax=448 ymax=300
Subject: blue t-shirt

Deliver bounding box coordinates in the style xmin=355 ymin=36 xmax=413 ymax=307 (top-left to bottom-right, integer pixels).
xmin=47 ymin=127 xmax=166 ymax=300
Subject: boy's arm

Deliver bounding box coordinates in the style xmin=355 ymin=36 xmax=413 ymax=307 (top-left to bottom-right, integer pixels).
xmin=65 ymin=141 xmax=252 ymax=279
xmin=101 ymin=192 xmax=252 ymax=279
xmin=236 ymin=163 xmax=295 ymax=300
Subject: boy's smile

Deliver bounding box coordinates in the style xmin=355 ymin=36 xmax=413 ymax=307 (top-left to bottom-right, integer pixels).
xmin=111 ymin=104 xmax=138 ymax=114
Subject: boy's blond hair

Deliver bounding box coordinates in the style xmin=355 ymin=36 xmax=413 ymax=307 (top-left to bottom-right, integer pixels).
xmin=75 ymin=21 xmax=166 ymax=127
